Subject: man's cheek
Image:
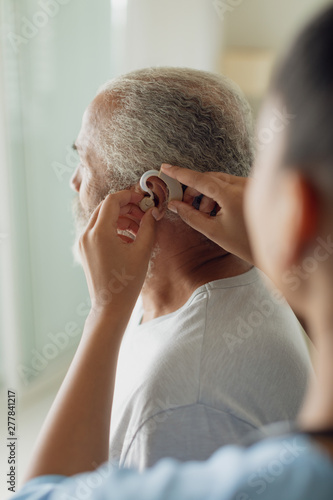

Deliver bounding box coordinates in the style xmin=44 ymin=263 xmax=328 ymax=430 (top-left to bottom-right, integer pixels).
xmin=82 ymin=182 xmax=104 ymax=215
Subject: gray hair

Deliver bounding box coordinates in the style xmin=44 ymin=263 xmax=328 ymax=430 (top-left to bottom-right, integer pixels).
xmin=96 ymin=67 xmax=254 ymax=190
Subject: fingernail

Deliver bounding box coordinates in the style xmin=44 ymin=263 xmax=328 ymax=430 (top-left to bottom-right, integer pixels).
xmin=161 ymin=163 xmax=172 ymax=170
xmin=168 ymin=203 xmax=177 ymax=213
xmin=152 ymin=208 xmax=159 ymax=220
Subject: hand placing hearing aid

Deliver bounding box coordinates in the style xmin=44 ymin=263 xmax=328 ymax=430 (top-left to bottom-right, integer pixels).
xmin=139 ymin=168 xmax=218 ymax=216
xmin=139 ymin=169 xmax=183 ymax=212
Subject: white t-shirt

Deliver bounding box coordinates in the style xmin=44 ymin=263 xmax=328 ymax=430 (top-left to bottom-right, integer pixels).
xmin=109 ymin=267 xmax=312 ymax=470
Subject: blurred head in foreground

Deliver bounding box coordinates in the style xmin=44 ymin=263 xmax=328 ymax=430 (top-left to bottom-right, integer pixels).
xmin=245 ymin=5 xmax=333 ymax=331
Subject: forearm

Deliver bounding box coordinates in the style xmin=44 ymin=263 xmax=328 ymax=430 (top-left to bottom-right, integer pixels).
xmin=23 ymin=309 xmax=130 ymax=482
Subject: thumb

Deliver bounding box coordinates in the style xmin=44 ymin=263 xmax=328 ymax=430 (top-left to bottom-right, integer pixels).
xmin=134 ymin=208 xmax=157 ymax=253
xmin=168 ymin=201 xmax=213 ymax=237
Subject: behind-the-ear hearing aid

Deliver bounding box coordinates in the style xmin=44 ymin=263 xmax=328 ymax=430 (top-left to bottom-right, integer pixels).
xmin=139 ymin=169 xmax=183 ymax=212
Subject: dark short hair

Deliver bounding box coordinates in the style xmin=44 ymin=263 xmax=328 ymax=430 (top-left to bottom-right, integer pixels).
xmin=271 ymin=5 xmax=333 ymax=186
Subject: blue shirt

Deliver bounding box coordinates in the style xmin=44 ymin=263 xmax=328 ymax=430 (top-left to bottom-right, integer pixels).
xmin=11 ymin=435 xmax=333 ymax=500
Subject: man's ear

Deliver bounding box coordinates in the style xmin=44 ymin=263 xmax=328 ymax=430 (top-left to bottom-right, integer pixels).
xmin=135 ymin=176 xmax=168 ymax=221
xmin=279 ymin=170 xmax=319 ymax=269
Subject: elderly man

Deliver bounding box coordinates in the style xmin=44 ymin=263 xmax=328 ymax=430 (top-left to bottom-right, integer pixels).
xmin=70 ymin=67 xmax=311 ymax=470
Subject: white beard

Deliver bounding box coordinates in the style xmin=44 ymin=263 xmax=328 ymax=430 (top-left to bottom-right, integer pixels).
xmin=71 ymin=196 xmax=92 ymax=266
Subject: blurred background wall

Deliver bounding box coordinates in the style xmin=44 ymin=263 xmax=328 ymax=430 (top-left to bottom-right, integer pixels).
xmin=0 ymin=0 xmax=331 ymax=497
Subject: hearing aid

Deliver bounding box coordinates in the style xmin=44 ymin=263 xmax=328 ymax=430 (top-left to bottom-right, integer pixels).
xmin=139 ymin=169 xmax=183 ymax=212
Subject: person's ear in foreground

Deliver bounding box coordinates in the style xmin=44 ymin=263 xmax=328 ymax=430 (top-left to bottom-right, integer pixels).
xmin=11 ymin=5 xmax=333 ymax=499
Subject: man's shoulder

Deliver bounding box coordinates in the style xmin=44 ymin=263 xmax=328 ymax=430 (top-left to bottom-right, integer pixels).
xmin=202 ymin=267 xmax=301 ymax=336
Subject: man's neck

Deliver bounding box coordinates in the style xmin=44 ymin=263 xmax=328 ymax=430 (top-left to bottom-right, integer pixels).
xmin=140 ymin=232 xmax=252 ymax=323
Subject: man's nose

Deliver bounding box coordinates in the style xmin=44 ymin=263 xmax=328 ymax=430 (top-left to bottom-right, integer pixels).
xmin=70 ymin=167 xmax=81 ymax=193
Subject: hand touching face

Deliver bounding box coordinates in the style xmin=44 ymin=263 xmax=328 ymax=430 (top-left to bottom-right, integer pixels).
xmin=78 ymin=189 xmax=157 ymax=318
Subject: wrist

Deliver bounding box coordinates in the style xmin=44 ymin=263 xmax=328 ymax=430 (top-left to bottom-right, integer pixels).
xmin=89 ymin=283 xmax=142 ymax=320
xmin=86 ymin=305 xmax=131 ymax=327
xmin=83 ymin=306 xmax=127 ymax=338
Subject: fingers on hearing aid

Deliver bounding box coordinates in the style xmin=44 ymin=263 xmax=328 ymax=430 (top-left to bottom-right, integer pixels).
xmin=161 ymin=165 xmax=211 ymax=194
